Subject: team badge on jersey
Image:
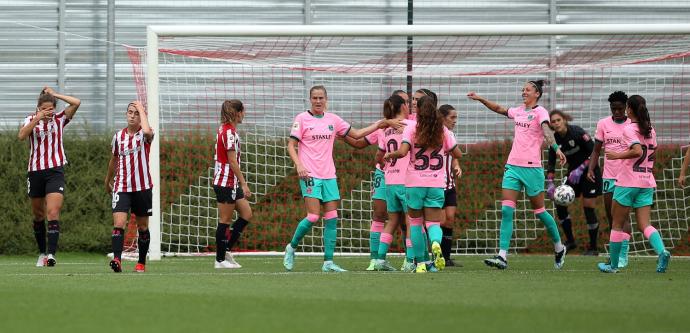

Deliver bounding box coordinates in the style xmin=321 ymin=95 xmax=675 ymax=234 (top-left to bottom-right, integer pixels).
xmin=569 ymin=140 xmax=575 ymax=147
xmin=527 ymin=115 xmax=534 ymax=121
xmin=328 ymin=125 xmax=334 ymax=131
xmin=292 ymin=122 xmax=300 ymax=130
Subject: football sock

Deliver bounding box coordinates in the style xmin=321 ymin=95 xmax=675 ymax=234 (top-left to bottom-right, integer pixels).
xmin=112 ymin=227 xmax=125 ymax=260
xmin=441 ymin=226 xmax=453 ymax=259
xmin=215 ymin=223 xmax=229 ymax=262
xmin=33 ymin=220 xmax=46 ymax=254
xmin=290 ymin=214 xmax=318 ymax=248
xmin=323 ymin=211 xmax=338 ymax=261
xmin=47 ymin=220 xmax=60 ymax=255
xmin=137 ymin=228 xmax=150 ymax=264
xmin=643 ymin=226 xmax=666 ymax=255
xmin=377 ymin=232 xmax=393 ymax=260
xmin=584 ymin=207 xmax=599 ymax=249
xmin=499 ymin=201 xmax=516 ymax=252
xmin=369 ymin=220 xmax=384 ymax=260
xmin=228 ymin=217 xmax=250 ymax=251
xmin=535 ymin=208 xmax=562 ymax=245
xmin=409 ymin=216 xmax=426 ymax=262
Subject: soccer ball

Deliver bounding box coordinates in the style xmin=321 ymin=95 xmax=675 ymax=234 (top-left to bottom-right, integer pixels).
xmin=553 ymin=184 xmax=576 ymax=206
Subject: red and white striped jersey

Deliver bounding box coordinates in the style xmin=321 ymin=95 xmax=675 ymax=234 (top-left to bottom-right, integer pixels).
xmin=23 ymin=110 xmax=71 ymax=172
xmin=444 ymin=132 xmax=457 ymax=190
xmin=214 ymin=123 xmax=241 ymax=188
xmin=444 ymin=153 xmax=456 ymax=190
xmin=111 ymin=127 xmax=154 ymax=193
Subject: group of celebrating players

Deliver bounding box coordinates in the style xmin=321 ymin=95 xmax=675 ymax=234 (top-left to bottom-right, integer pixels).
xmin=20 ymin=81 xmax=678 ymax=273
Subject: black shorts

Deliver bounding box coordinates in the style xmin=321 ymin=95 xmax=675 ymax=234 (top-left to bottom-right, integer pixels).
xmin=112 ymin=189 xmax=153 ymax=217
xmin=568 ymin=166 xmax=602 ymax=199
xmin=443 ymin=187 xmax=457 ymax=208
xmin=27 ymin=166 xmax=65 ymax=198
xmin=214 ymin=185 xmax=244 ymax=204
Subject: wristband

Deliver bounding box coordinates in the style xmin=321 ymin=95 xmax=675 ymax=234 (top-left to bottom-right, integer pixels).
xmin=551 ymin=143 xmax=559 ymax=151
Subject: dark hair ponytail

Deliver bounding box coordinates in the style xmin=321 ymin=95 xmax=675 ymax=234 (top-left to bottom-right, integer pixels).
xmin=627 ymin=95 xmax=652 ymax=138
xmin=438 ymin=104 xmax=455 ymax=117
xmin=383 ymin=94 xmax=406 ymax=119
xmin=37 ymin=89 xmax=57 ymax=108
xmin=415 ymin=96 xmax=444 ymax=149
xmin=415 ymin=88 xmax=438 ymax=107
xmin=528 ymin=80 xmax=545 ymax=101
xmin=220 ymin=99 xmax=244 ymax=124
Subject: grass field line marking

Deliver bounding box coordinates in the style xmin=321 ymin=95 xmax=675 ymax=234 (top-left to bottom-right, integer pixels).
xmin=0 ymin=262 xmax=103 ymax=266
xmin=1 ymin=271 xmax=414 ymax=277
xmin=1 ymin=268 xmax=645 ymax=277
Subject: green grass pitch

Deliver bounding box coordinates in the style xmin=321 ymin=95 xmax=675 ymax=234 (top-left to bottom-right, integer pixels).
xmin=1 ymin=253 xmax=688 ymax=333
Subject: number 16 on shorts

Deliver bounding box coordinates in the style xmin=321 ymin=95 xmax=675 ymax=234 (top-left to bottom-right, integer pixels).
xmin=112 ymin=192 xmax=120 ymax=209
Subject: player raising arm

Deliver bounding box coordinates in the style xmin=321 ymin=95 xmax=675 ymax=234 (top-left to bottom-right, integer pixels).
xmin=384 ymin=95 xmax=462 ymax=273
xmin=283 ymin=85 xmax=401 ymax=272
xmin=467 ymin=80 xmax=567 ymax=270
xmin=373 ymin=94 xmax=415 ymax=271
xmin=678 ymin=142 xmax=690 ymax=188
xmin=340 ymin=90 xmax=411 ymax=271
xmin=105 ymin=101 xmax=154 ymax=273
xmin=19 ymin=87 xmax=80 ymax=267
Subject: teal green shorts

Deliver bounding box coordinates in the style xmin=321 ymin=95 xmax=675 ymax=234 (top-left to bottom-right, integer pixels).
xmin=385 ymin=184 xmax=407 ymax=213
xmin=299 ymin=177 xmax=340 ymax=202
xmin=501 ymin=164 xmax=545 ymax=197
xmin=603 ymin=178 xmax=616 ymax=194
xmin=405 ymin=187 xmax=445 ymax=210
xmin=613 ymin=186 xmax=654 ymax=208
xmin=371 ymin=169 xmax=387 ymax=201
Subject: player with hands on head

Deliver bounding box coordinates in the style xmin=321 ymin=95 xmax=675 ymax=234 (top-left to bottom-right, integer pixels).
xmin=105 ymin=101 xmax=153 ymax=273
xmin=18 ymin=86 xmax=80 ymax=267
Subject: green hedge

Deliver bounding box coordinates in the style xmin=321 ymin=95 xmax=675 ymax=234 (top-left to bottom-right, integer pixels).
xmin=0 ymin=133 xmax=113 ymax=254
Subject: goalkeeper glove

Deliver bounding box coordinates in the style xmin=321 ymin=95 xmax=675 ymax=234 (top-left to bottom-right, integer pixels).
xmin=546 ymin=176 xmax=556 ymax=199
xmin=568 ymin=163 xmax=587 ymax=185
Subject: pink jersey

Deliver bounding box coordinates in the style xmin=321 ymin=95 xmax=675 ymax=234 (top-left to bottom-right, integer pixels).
xmin=290 ymin=111 xmax=351 ymax=179
xmin=615 ymin=124 xmax=656 ymax=188
xmin=505 ymin=105 xmax=550 ymax=168
xmin=594 ymin=116 xmax=631 ymax=180
xmin=111 ymin=127 xmax=154 ymax=193
xmin=23 ymin=110 xmax=71 ymax=172
xmin=213 ymin=123 xmax=241 ymax=188
xmin=402 ymin=125 xmax=457 ymax=188
xmin=407 ymin=113 xmax=417 ymax=121
xmin=365 ymin=129 xmax=384 ymax=171
xmin=378 ymin=119 xmax=415 ymax=185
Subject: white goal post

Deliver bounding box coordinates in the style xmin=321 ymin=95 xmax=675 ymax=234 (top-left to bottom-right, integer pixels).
xmin=145 ymin=24 xmax=690 ymax=260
